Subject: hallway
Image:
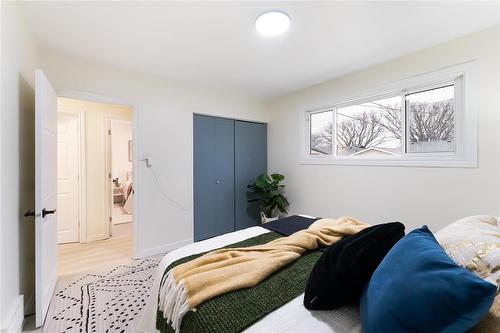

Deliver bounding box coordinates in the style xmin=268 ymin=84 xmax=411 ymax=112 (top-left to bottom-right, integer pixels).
xmin=57 ymin=223 xmax=133 ymax=276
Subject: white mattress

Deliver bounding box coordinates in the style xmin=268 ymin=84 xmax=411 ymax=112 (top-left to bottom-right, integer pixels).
xmin=136 ymin=226 xmax=362 ymax=333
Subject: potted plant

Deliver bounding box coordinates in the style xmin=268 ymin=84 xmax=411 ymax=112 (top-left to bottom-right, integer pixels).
xmin=247 ymin=173 xmax=289 ymax=223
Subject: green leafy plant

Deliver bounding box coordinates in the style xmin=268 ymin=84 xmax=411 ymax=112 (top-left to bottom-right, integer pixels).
xmin=247 ymin=173 xmax=289 ymax=218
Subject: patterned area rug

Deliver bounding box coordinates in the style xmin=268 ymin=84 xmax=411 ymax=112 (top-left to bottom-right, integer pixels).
xmin=44 ymin=256 xmax=162 ymax=333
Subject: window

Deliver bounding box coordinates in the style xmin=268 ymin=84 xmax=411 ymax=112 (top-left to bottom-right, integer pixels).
xmin=336 ymin=95 xmax=402 ymax=157
xmin=302 ymin=63 xmax=477 ymax=167
xmin=406 ymin=85 xmax=455 ymax=153
xmin=310 ymin=110 xmax=333 ymax=155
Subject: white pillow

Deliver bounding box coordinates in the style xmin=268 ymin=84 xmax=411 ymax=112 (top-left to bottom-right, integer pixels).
xmin=435 ymin=215 xmax=499 ymax=283
xmin=435 ymin=215 xmax=499 ymax=333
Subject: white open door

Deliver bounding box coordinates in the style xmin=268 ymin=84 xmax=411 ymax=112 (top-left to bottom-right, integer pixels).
xmin=35 ymin=69 xmax=58 ymax=327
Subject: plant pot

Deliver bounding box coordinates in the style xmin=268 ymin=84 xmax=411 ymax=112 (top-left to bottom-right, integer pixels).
xmin=260 ymin=212 xmax=279 ymax=224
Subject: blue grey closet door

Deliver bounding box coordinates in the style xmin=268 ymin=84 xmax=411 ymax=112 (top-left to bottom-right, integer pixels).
xmin=193 ymin=115 xmax=235 ymax=241
xmin=234 ymin=121 xmax=267 ymax=230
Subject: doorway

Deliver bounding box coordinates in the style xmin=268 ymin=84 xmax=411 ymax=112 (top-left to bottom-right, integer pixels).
xmin=56 ymin=97 xmax=135 ymax=277
xmin=108 ymin=119 xmax=133 ymax=228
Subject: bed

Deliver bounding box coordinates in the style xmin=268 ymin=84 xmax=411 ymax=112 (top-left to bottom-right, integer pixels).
xmin=136 ymin=217 xmax=362 ymax=333
xmin=122 ymin=171 xmax=133 ymax=214
xmin=137 ymin=215 xmax=500 ymax=333
xmin=122 ymin=180 xmax=133 ymax=214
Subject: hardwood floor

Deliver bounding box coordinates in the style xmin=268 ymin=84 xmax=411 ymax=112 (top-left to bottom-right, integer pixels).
xmin=57 ymin=222 xmax=133 ymax=276
xmin=112 ymin=203 xmax=132 ymax=224
xmin=23 ymin=223 xmax=135 ymax=332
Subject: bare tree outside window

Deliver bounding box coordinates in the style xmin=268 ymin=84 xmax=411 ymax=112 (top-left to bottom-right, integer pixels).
xmin=336 ymin=112 xmax=384 ymax=149
xmin=406 ymin=85 xmax=455 ymax=152
xmin=377 ymin=85 xmax=455 ymax=152
xmin=336 ymin=96 xmax=402 ymax=156
xmin=308 ymin=85 xmax=456 ymax=157
xmin=310 ymin=110 xmax=333 ymax=155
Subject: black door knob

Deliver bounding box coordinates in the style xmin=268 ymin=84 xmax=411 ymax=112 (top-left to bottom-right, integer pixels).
xmin=42 ymin=208 xmax=56 ymax=218
xmin=24 ymin=210 xmax=35 ymax=217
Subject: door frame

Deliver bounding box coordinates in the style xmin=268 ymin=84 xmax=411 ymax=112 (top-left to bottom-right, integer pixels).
xmin=57 ymin=110 xmax=86 ymax=243
xmin=56 ymin=88 xmax=140 ymax=258
xmin=105 ymin=116 xmax=133 ymax=234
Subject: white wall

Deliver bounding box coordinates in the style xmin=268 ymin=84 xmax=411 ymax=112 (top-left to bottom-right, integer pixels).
xmin=1 ymin=4 xmax=267 ymax=326
xmin=110 ymin=119 xmax=133 ymax=184
xmin=58 ymin=98 xmax=133 ymax=242
xmin=1 ymin=2 xmax=39 ymax=330
xmin=267 ymin=26 xmax=500 ymax=232
xmin=40 ymin=50 xmax=269 ymax=257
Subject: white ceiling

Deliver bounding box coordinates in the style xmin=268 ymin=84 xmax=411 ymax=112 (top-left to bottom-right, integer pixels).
xmin=19 ymin=1 xmax=500 ymax=99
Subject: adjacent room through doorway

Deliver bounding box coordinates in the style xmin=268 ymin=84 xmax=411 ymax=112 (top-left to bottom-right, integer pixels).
xmin=110 ymin=119 xmax=133 ymax=225
xmin=56 ymin=97 xmax=135 ymax=277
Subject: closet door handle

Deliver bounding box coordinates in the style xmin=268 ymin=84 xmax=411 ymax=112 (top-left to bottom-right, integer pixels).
xmin=216 ymin=180 xmax=221 ymax=184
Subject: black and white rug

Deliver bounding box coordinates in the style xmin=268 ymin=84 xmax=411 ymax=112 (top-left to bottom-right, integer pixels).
xmin=44 ymin=257 xmax=161 ymax=333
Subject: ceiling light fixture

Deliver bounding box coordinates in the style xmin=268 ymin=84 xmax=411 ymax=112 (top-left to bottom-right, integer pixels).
xmin=255 ymin=10 xmax=291 ymax=36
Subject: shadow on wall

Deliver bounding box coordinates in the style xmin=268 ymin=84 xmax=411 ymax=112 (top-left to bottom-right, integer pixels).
xmin=18 ymin=74 xmax=36 ymax=316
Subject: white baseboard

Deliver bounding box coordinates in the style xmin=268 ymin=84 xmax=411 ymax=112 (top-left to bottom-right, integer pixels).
xmin=0 ymin=295 xmax=24 ymax=333
xmin=113 ymin=220 xmax=132 ymax=225
xmin=137 ymin=238 xmax=193 ymax=258
xmin=85 ymin=233 xmax=109 ymax=243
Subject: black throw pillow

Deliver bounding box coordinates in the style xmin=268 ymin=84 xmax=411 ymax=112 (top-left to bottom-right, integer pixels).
xmin=304 ymin=222 xmax=405 ymax=310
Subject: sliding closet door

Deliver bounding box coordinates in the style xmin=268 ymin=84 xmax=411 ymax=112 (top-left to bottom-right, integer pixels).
xmin=234 ymin=121 xmax=267 ymax=230
xmin=193 ymin=115 xmax=235 ymax=241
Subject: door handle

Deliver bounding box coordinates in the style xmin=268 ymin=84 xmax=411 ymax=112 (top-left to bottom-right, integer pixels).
xmin=42 ymin=208 xmax=56 ymax=218
xmin=216 ymin=180 xmax=221 ymax=184
xmin=24 ymin=210 xmax=36 ymax=217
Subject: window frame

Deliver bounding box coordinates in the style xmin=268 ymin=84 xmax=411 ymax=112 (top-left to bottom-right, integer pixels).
xmin=300 ymin=62 xmax=477 ymax=167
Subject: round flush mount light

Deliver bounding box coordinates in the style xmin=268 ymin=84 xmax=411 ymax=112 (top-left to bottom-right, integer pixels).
xmin=255 ymin=10 xmax=291 ymax=36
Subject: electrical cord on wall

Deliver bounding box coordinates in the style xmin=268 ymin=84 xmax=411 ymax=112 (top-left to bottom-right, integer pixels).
xmin=146 ymin=163 xmax=192 ymax=212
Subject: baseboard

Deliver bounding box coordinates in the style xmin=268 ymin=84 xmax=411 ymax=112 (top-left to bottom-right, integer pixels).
xmin=85 ymin=233 xmax=109 ymax=243
xmin=137 ymin=238 xmax=193 ymax=258
xmin=0 ymin=295 xmax=24 ymax=333
xmin=113 ymin=220 xmax=132 ymax=225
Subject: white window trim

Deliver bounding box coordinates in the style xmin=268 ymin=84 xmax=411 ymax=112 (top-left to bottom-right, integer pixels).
xmin=300 ymin=61 xmax=478 ymax=168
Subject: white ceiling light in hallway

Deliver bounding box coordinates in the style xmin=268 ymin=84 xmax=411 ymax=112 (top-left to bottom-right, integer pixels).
xmin=255 ymin=10 xmax=291 ymax=36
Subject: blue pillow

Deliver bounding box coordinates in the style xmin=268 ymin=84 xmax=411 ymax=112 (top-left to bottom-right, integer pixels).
xmin=360 ymin=225 xmax=497 ymax=333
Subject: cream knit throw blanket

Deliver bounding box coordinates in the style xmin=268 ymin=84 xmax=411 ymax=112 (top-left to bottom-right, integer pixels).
xmin=158 ymin=217 xmax=368 ymax=332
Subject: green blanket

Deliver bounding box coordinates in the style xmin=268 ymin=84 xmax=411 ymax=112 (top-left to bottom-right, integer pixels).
xmin=156 ymin=232 xmax=322 ymax=333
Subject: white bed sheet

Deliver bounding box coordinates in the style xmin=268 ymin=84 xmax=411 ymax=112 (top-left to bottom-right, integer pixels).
xmin=136 ymin=226 xmax=362 ymax=333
